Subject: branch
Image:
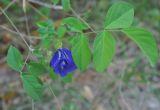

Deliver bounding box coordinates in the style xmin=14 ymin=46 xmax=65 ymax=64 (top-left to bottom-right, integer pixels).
xmin=27 ymin=0 xmax=63 ymax=10
xmin=0 ymin=0 xmax=17 ymax=15
xmin=0 ymin=25 xmax=40 ymax=39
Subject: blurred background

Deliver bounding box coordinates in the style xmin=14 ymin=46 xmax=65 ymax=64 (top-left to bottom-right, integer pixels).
xmin=0 ymin=0 xmax=160 ymax=110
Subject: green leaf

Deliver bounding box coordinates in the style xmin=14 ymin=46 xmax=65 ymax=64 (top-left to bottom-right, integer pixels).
xmin=39 ymin=7 xmax=51 ymax=17
xmin=52 ymin=0 xmax=59 ymax=5
xmin=37 ymin=20 xmax=54 ymax=48
xmin=32 ymin=49 xmax=43 ymax=58
xmin=21 ymin=73 xmax=44 ymax=100
xmin=68 ymin=37 xmax=76 ymax=45
xmin=53 ymin=39 xmax=62 ymax=49
xmin=7 ymin=46 xmax=23 ymax=72
xmin=57 ymin=25 xmax=66 ymax=38
xmin=93 ymin=31 xmax=116 ymax=72
xmin=105 ymin=1 xmax=134 ymax=29
xmin=71 ymin=34 xmax=91 ymax=70
xmin=48 ymin=67 xmax=58 ymax=80
xmin=61 ymin=73 xmax=73 ymax=83
xmin=41 ymin=37 xmax=52 ymax=48
xmin=62 ymin=17 xmax=88 ymax=32
xmin=62 ymin=0 xmax=71 ymax=12
xmin=27 ymin=62 xmax=46 ymax=76
xmin=122 ymin=28 xmax=158 ymax=66
xmin=37 ymin=20 xmax=54 ymax=37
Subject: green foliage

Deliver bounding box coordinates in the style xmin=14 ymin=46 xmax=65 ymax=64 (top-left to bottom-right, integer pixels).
xmin=1 ymin=0 xmax=10 ymax=5
xmin=57 ymin=25 xmax=66 ymax=38
xmin=21 ymin=73 xmax=44 ymax=100
xmin=6 ymin=1 xmax=159 ymax=103
xmin=105 ymin=1 xmax=134 ymax=29
xmin=71 ymin=34 xmax=91 ymax=71
xmin=93 ymin=31 xmax=116 ymax=72
xmin=62 ymin=103 xmax=80 ymax=110
xmin=62 ymin=0 xmax=71 ymax=12
xmin=48 ymin=67 xmax=58 ymax=80
xmin=7 ymin=46 xmax=23 ymax=72
xmin=32 ymin=49 xmax=43 ymax=58
xmin=27 ymin=62 xmax=46 ymax=76
xmin=53 ymin=39 xmax=63 ymax=49
xmin=37 ymin=20 xmax=54 ymax=36
xmin=39 ymin=7 xmax=51 ymax=17
xmin=122 ymin=28 xmax=158 ymax=66
xmin=61 ymin=73 xmax=73 ymax=83
xmin=123 ymin=71 xmax=148 ymax=83
xmin=62 ymin=17 xmax=88 ymax=32
xmin=37 ymin=20 xmax=55 ymax=47
xmin=52 ymin=0 xmax=60 ymax=5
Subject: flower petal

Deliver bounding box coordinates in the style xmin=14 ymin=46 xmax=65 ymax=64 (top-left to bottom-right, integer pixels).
xmin=50 ymin=48 xmax=77 ymax=77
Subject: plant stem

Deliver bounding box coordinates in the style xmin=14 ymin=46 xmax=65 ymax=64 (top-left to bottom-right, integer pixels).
xmin=71 ymin=8 xmax=96 ymax=33
xmin=48 ymin=85 xmax=62 ymax=110
xmin=32 ymin=99 xmax=35 ymax=110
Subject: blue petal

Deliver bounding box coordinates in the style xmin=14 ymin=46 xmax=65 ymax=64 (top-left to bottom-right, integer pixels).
xmin=59 ymin=48 xmax=72 ymax=59
xmin=50 ymin=51 xmax=60 ymax=68
xmin=50 ymin=48 xmax=77 ymax=77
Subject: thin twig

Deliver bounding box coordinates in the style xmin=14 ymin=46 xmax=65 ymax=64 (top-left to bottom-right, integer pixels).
xmin=0 ymin=25 xmax=40 ymax=39
xmin=27 ymin=0 xmax=63 ymax=10
xmin=0 ymin=0 xmax=17 ymax=15
xmin=48 ymin=85 xmax=62 ymax=110
xmin=21 ymin=52 xmax=30 ymax=72
xmin=23 ymin=0 xmax=33 ymax=48
xmin=71 ymin=8 xmax=96 ymax=33
xmin=22 ymin=2 xmax=35 ymax=77
xmin=29 ymin=3 xmax=48 ymax=19
xmin=0 ymin=8 xmax=31 ymax=50
xmin=2 ymin=99 xmax=7 ymax=110
xmin=32 ymin=99 xmax=35 ymax=110
xmin=84 ymin=28 xmax=121 ymax=35
xmin=119 ymin=72 xmax=132 ymax=110
xmin=84 ymin=30 xmax=104 ymax=35
xmin=24 ymin=12 xmax=32 ymax=44
xmin=138 ymin=90 xmax=145 ymax=110
xmin=0 ymin=6 xmax=32 ymax=74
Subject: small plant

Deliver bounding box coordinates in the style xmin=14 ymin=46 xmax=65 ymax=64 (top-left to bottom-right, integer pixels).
xmin=6 ymin=0 xmax=158 ymax=103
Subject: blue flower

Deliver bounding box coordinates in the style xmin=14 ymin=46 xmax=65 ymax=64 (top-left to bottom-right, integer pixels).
xmin=50 ymin=48 xmax=77 ymax=77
